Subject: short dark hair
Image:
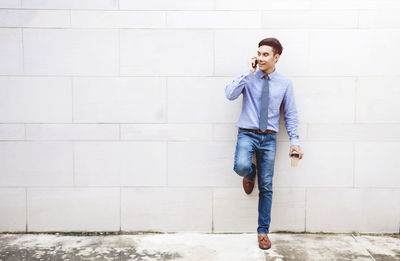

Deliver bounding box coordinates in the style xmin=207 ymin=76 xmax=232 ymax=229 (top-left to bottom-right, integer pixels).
xmin=258 ymin=38 xmax=283 ymax=56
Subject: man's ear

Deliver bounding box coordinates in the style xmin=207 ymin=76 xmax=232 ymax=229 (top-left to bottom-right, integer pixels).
xmin=274 ymin=54 xmax=280 ymax=63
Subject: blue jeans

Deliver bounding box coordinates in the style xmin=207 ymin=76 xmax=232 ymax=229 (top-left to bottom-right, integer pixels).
xmin=233 ymin=128 xmax=277 ymax=234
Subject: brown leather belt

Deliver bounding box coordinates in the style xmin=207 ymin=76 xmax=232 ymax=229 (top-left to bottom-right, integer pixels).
xmin=239 ymin=128 xmax=276 ymax=134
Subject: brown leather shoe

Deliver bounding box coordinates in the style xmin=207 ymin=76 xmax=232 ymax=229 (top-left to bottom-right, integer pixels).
xmin=242 ymin=176 xmax=255 ymax=194
xmin=258 ymin=233 xmax=271 ymax=250
xmin=242 ymin=162 xmax=256 ymax=194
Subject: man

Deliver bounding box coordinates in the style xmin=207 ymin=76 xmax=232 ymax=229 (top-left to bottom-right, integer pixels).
xmin=225 ymin=38 xmax=304 ymax=250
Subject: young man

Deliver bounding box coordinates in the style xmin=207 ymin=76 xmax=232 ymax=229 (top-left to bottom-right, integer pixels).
xmin=225 ymin=38 xmax=304 ymax=250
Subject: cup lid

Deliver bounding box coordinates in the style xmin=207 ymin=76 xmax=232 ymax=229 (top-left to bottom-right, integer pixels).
xmin=291 ymin=152 xmax=299 ymax=158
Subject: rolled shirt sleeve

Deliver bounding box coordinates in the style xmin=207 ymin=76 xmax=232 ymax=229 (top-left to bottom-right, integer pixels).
xmin=282 ymin=80 xmax=300 ymax=147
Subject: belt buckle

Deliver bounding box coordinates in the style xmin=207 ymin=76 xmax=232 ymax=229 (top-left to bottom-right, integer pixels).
xmin=257 ymin=129 xmax=274 ymax=134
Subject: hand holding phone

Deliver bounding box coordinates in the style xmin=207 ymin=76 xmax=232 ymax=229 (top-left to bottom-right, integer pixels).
xmin=248 ymin=57 xmax=258 ymax=72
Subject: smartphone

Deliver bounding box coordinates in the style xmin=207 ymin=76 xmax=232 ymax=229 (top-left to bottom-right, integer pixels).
xmin=252 ymin=60 xmax=258 ymax=69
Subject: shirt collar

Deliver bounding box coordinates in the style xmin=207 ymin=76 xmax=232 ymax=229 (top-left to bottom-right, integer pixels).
xmin=255 ymin=68 xmax=278 ymax=80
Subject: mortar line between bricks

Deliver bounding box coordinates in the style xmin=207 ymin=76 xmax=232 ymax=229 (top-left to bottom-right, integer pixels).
xmin=71 ymin=77 xmax=74 ymax=123
xmin=353 ymin=142 xmax=356 ymax=188
xmin=166 ymin=142 xmax=169 ymax=186
xmin=165 ymin=77 xmax=168 ymax=124
xmin=398 ymin=201 xmax=400 ymax=234
xmin=72 ymin=142 xmax=75 ymax=186
xmin=2 ymin=8 xmax=400 ymax=11
xmin=4 ymin=26 xmax=400 ymax=30
xmin=304 ymin=188 xmax=307 ymax=232
xmin=1 ymin=186 xmax=399 ymax=190
xmin=119 ymin=187 xmax=121 ymax=232
xmin=118 ymin=29 xmax=120 ymax=77
xmin=0 ymin=21 xmax=397 ymax=29
xmin=1 ymin=140 xmax=400 ymax=144
xmin=1 ymin=75 xmax=399 ymax=78
xmin=2 ymin=122 xmax=400 ymax=125
xmin=25 ymin=187 xmax=28 ymax=232
xmin=212 ymin=30 xmax=215 ymax=75
xmin=354 ymin=77 xmax=359 ymax=123
xmin=21 ymin=28 xmax=24 ymax=74
xmin=211 ymin=188 xmax=214 ymax=233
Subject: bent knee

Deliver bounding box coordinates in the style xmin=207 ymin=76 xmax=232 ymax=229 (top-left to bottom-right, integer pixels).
xmin=233 ymin=161 xmax=252 ymax=176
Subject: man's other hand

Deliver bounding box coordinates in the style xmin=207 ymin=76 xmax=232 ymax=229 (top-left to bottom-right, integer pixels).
xmin=289 ymin=145 xmax=303 ymax=160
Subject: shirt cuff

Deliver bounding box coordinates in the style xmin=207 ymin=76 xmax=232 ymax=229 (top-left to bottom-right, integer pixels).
xmin=290 ymin=138 xmax=300 ymax=147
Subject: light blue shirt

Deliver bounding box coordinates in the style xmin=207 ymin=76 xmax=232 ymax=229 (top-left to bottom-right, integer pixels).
xmin=225 ymin=68 xmax=300 ymax=146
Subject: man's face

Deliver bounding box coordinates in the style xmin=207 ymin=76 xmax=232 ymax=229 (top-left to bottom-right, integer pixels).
xmin=256 ymin=45 xmax=280 ymax=72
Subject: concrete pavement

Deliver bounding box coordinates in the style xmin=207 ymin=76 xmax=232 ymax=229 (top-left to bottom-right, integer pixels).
xmin=0 ymin=232 xmax=399 ymax=260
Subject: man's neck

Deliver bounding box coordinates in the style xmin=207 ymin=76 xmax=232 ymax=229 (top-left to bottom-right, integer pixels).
xmin=261 ymin=67 xmax=276 ymax=75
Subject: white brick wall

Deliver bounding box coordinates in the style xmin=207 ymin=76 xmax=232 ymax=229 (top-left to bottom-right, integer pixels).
xmin=0 ymin=0 xmax=399 ymax=234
